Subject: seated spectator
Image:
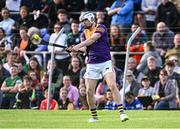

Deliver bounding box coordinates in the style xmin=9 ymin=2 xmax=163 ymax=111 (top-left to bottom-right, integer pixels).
xmin=96 ymin=10 xmax=110 ymax=28
xmin=156 ymin=0 xmax=179 ymax=30
xmin=0 ymin=7 xmax=16 ymax=43
xmin=104 ymin=89 xmax=117 ymax=110
xmin=153 ymin=69 xmax=177 ymax=110
xmin=0 ymin=27 xmax=11 ymax=50
xmin=126 ymin=23 xmax=148 ymax=64
xmin=3 ymin=51 xmax=18 ymax=76
xmin=137 ymin=41 xmax=162 ymax=73
xmin=46 ymin=60 xmax=63 ymax=100
xmin=13 ymin=26 xmax=37 ymax=55
xmin=57 ymin=9 xmax=71 ymax=33
xmin=40 ymin=89 xmax=58 ymax=110
xmin=120 ymin=70 xmax=141 ymax=101
xmin=127 ymin=57 xmax=144 ymax=83
xmin=124 ymin=92 xmax=143 ymax=110
xmin=58 ymin=87 xmax=74 ymax=110
xmin=66 ymin=20 xmax=81 ymax=47
xmin=61 ymin=75 xmax=79 ymax=109
xmin=23 ymin=56 xmax=44 ymax=80
xmin=14 ymin=75 xmax=33 ymax=109
xmin=14 ymin=60 xmax=26 ymax=78
xmin=95 ymin=80 xmax=109 ymax=108
xmin=1 ymin=65 xmax=22 ymax=109
xmin=152 ymin=22 xmax=174 ymax=57
xmin=65 ymin=56 xmax=82 ymax=87
xmin=168 ymin=55 xmax=180 ymax=74
xmin=48 ymin=0 xmax=67 ymax=29
xmin=48 ymin=22 xmax=70 ymax=73
xmin=165 ymin=34 xmax=180 ymax=67
xmin=109 ymin=25 xmax=126 ymax=51
xmin=78 ymin=84 xmax=88 ymax=110
xmin=138 ymin=76 xmax=154 ymax=109
xmin=17 ymin=6 xmax=34 ymax=29
xmin=164 ymin=60 xmax=180 ymax=108
xmin=143 ymin=56 xmax=161 ymax=87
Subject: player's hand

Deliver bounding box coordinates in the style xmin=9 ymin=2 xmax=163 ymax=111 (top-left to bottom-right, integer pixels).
xmin=65 ymin=45 xmax=73 ymax=52
xmin=72 ymin=44 xmax=80 ymax=52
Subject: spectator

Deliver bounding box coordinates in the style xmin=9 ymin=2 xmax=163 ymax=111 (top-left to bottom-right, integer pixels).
xmin=46 ymin=60 xmax=63 ymax=100
xmin=95 ymin=80 xmax=109 ymax=108
xmin=15 ymin=75 xmax=33 ymax=109
xmin=61 ymin=75 xmax=79 ymax=109
xmin=1 ymin=65 xmax=22 ymax=109
xmin=138 ymin=75 xmax=154 ymax=109
xmin=48 ymin=0 xmax=66 ymax=29
xmin=143 ymin=56 xmax=161 ymax=87
xmin=0 ymin=7 xmax=16 ymax=43
xmin=96 ymin=10 xmax=110 ymax=28
xmin=156 ymin=0 xmax=179 ymax=30
xmin=57 ymin=9 xmax=71 ymax=33
xmin=152 ymin=22 xmax=174 ymax=57
xmin=40 ymin=89 xmax=58 ymax=110
xmin=107 ymin=0 xmax=134 ymax=33
xmin=141 ymin=0 xmax=160 ymax=33
xmin=17 ymin=6 xmax=34 ymax=29
xmin=14 ymin=60 xmax=26 ymax=78
xmin=165 ymin=34 xmax=180 ymax=66
xmin=164 ymin=60 xmax=180 ymax=108
xmin=78 ymin=84 xmax=88 ymax=110
xmin=0 ymin=27 xmax=12 ymax=50
xmin=65 ymin=56 xmax=82 ymax=87
xmin=126 ymin=23 xmax=148 ymax=64
xmin=3 ymin=51 xmax=18 ymax=75
xmin=13 ymin=26 xmax=37 ymax=53
xmin=137 ymin=41 xmax=162 ymax=73
xmin=109 ymin=25 xmax=126 ymax=51
xmin=104 ymin=89 xmax=117 ymax=110
xmin=168 ymin=55 xmax=180 ymax=74
xmin=58 ymin=87 xmax=74 ymax=110
xmin=66 ymin=20 xmax=81 ymax=47
xmin=48 ymin=22 xmax=70 ymax=73
xmin=127 ymin=57 xmax=144 ymax=83
xmin=124 ymin=92 xmax=143 ymax=110
xmin=153 ymin=69 xmax=177 ymax=110
xmin=23 ymin=56 xmax=44 ymax=80
xmin=120 ymin=70 xmax=141 ymax=101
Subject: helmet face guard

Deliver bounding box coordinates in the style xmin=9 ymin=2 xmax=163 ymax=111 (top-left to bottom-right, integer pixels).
xmin=79 ymin=12 xmax=95 ymax=24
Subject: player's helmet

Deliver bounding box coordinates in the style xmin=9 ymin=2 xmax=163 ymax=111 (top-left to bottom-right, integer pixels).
xmin=79 ymin=12 xmax=95 ymax=23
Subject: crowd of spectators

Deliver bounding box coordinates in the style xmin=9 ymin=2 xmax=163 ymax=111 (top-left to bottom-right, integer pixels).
xmin=0 ymin=0 xmax=180 ymax=110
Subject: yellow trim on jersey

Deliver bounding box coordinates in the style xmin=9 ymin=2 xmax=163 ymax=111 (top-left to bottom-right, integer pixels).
xmin=84 ymin=24 xmax=100 ymax=39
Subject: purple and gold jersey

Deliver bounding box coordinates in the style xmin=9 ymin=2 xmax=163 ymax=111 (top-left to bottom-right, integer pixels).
xmin=81 ymin=24 xmax=111 ymax=64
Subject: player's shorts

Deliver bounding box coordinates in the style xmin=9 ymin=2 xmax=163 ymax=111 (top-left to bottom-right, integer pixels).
xmin=84 ymin=60 xmax=114 ymax=80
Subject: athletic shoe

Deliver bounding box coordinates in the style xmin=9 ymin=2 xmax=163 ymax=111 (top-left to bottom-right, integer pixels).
xmin=88 ymin=118 xmax=99 ymax=123
xmin=120 ymin=113 xmax=129 ymax=122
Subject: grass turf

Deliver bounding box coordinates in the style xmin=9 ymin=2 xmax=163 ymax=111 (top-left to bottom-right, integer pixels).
xmin=0 ymin=110 xmax=180 ymax=128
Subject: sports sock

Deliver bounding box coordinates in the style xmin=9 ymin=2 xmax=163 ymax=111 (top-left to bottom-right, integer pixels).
xmin=90 ymin=108 xmax=98 ymax=119
xmin=117 ymin=104 xmax=125 ymax=114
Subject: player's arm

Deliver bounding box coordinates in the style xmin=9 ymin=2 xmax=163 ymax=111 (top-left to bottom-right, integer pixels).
xmin=72 ymin=32 xmax=102 ymax=52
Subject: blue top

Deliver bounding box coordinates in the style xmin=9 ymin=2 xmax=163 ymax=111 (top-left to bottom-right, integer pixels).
xmin=110 ymin=0 xmax=134 ymax=26
xmin=81 ymin=24 xmax=111 ymax=64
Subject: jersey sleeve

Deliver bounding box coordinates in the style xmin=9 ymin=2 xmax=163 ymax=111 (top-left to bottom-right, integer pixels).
xmin=95 ymin=24 xmax=106 ymax=36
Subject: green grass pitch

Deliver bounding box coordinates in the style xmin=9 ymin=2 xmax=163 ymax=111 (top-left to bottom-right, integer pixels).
xmin=0 ymin=110 xmax=180 ymax=129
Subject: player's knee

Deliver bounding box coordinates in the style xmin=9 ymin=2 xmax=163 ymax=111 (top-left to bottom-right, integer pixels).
xmin=86 ymin=89 xmax=94 ymax=96
xmin=108 ymin=83 xmax=116 ymax=91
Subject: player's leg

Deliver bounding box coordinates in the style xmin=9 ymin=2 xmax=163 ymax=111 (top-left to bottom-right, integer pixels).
xmin=85 ymin=78 xmax=98 ymax=122
xmin=104 ymin=70 xmax=129 ymax=122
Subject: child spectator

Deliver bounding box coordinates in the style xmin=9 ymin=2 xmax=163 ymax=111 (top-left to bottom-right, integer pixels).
xmin=58 ymin=87 xmax=74 ymax=110
xmin=104 ymin=89 xmax=117 ymax=110
xmin=15 ymin=75 xmax=33 ymax=109
xmin=78 ymin=84 xmax=88 ymax=110
xmin=40 ymin=89 xmax=58 ymax=110
xmin=124 ymin=92 xmax=143 ymax=110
